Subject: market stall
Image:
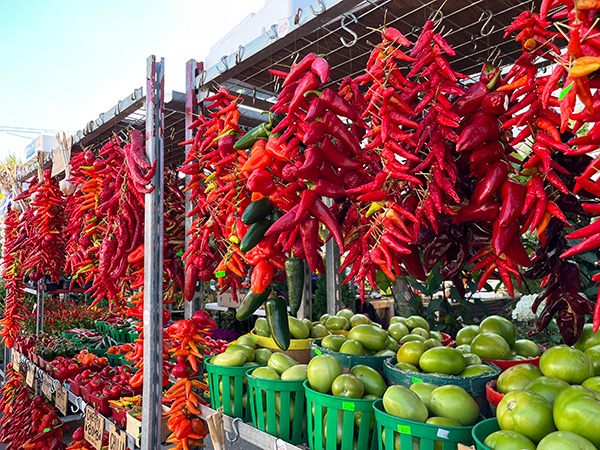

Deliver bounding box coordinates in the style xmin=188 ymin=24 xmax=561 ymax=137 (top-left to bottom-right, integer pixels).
xmin=4 ymin=0 xmax=600 ymax=449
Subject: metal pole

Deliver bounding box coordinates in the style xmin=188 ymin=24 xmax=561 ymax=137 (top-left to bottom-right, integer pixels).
xmin=298 ymin=261 xmax=313 ymax=320
xmin=184 ymin=59 xmax=205 ymax=320
xmin=39 ymin=282 xmax=44 ymax=334
xmin=325 ymin=199 xmax=342 ymax=315
xmin=141 ymin=55 xmax=165 ymax=450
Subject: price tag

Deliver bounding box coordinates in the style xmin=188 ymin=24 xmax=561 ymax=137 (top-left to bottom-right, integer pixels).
xmin=342 ymin=401 xmax=355 ymax=411
xmin=108 ymin=423 xmax=127 ymax=450
xmin=84 ymin=406 xmax=105 ymax=450
xmin=26 ymin=367 xmax=35 ymax=388
xmin=55 ymin=384 xmax=68 ymax=415
xmin=274 ymin=438 xmax=287 ymax=450
xmin=411 ymin=376 xmax=422 ymax=383
xmin=397 ymin=424 xmax=411 ymax=434
xmin=314 ymin=348 xmax=322 ymax=355
xmin=41 ymin=374 xmax=53 ymax=400
xmin=13 ymin=351 xmax=20 ymax=373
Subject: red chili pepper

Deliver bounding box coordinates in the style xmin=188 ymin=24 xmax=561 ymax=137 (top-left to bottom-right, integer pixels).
xmin=282 ymin=53 xmax=317 ymax=88
xmin=310 ymin=57 xmax=330 ymax=83
xmin=250 ymin=260 xmax=274 ymax=294
xmin=471 ymin=160 xmax=510 ymax=204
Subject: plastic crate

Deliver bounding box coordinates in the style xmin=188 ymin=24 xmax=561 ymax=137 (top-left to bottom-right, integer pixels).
xmin=107 ymin=353 xmax=122 ymax=366
xmin=383 ymin=358 xmax=500 ymax=397
xmin=205 ymin=356 xmax=265 ymax=421
xmin=88 ymin=348 xmax=108 ymax=357
xmin=127 ymin=331 xmax=140 ymax=343
xmin=94 ymin=321 xmax=109 ymax=333
xmin=119 ymin=356 xmax=135 ymax=367
xmin=471 ymin=418 xmax=499 ymax=450
xmin=110 ymin=329 xmax=128 ymax=343
xmin=485 ymin=380 xmax=503 ymax=416
xmin=111 ymin=404 xmax=128 ymax=427
xmin=67 ymin=378 xmax=82 ymax=397
xmin=90 ymin=392 xmax=116 ymax=416
xmin=49 ymin=365 xmax=86 ymax=383
xmin=247 ymin=369 xmax=307 ymax=444
xmin=304 ymin=380 xmax=377 ymax=450
xmin=481 ymin=345 xmax=546 ymax=372
xmin=80 ymin=385 xmax=94 ymax=404
xmin=310 ymin=339 xmax=390 ymax=372
xmin=374 ymin=399 xmax=478 ymax=450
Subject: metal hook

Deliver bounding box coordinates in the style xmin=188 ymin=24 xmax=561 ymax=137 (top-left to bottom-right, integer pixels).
xmin=479 ymin=10 xmax=495 ymax=37
xmin=470 ymin=35 xmax=478 ymax=51
xmin=216 ymin=56 xmax=229 ymax=74
xmin=310 ymin=0 xmax=325 ymax=16
xmin=50 ymin=380 xmax=59 ymax=394
xmin=340 ymin=13 xmax=358 ymax=48
xmin=225 ymin=417 xmax=242 ymax=443
xmin=294 ymin=8 xmax=303 ymax=25
xmin=408 ymin=25 xmax=420 ymax=38
xmin=266 ymin=24 xmax=278 ymax=40
xmin=71 ymin=397 xmax=81 ymax=414
xmin=198 ymin=70 xmax=206 ymax=88
xmin=428 ymin=10 xmax=444 ymax=28
xmin=235 ymin=45 xmax=245 ymax=65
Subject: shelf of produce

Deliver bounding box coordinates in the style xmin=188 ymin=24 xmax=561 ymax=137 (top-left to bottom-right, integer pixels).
xmin=17 ymin=354 xmax=142 ymax=449
xmin=198 ymin=403 xmax=307 ymax=450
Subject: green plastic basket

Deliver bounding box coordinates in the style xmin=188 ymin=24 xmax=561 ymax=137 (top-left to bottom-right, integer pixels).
xmin=310 ymin=340 xmax=390 ymax=372
xmin=374 ymin=399 xmax=478 ymax=450
xmin=247 ymin=370 xmax=307 ymax=444
xmin=383 ymin=358 xmax=500 ymax=396
xmin=119 ymin=356 xmax=135 ymax=367
xmin=304 ymin=380 xmax=377 ymax=450
xmin=205 ymin=356 xmax=265 ymax=421
xmin=127 ymin=331 xmax=140 ymax=343
xmin=107 ymin=353 xmax=122 ymax=366
xmin=471 ymin=418 xmax=499 ymax=450
xmin=110 ymin=329 xmax=128 ymax=343
xmin=94 ymin=321 xmax=106 ymax=332
xmin=88 ymin=348 xmax=108 ymax=357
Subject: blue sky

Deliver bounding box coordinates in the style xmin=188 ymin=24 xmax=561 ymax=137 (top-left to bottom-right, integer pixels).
xmin=0 ymin=0 xmax=264 ymax=161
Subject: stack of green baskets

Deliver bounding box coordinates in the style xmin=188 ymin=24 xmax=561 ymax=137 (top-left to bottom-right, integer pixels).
xmin=247 ymin=369 xmax=307 ymax=444
xmin=304 ymin=380 xmax=377 ymax=450
xmin=205 ymin=356 xmax=265 ymax=421
xmin=471 ymin=418 xmax=500 ymax=450
xmin=374 ymin=399 xmax=478 ymax=449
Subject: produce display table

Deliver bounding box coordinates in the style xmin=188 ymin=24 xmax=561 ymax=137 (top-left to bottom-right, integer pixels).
xmin=14 ymin=353 xmax=142 ymax=449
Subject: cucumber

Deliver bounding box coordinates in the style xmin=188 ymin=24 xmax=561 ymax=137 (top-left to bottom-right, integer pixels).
xmin=265 ymin=296 xmax=291 ymax=351
xmin=285 ymin=256 xmax=304 ymax=316
xmin=236 ymin=290 xmax=270 ymax=321
xmin=241 ymin=198 xmax=273 ymax=225
xmin=239 ymin=219 xmax=271 ymax=253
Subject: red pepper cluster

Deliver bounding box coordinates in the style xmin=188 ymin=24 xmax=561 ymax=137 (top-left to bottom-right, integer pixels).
xmin=180 ymin=89 xmax=248 ymax=301
xmin=0 ymin=368 xmax=66 ymax=450
xmin=497 ymin=0 xmax=600 ymax=343
xmin=65 ymin=131 xmax=151 ymax=307
xmin=0 ymin=209 xmax=25 ymax=349
xmin=18 ymin=169 xmax=66 ymax=282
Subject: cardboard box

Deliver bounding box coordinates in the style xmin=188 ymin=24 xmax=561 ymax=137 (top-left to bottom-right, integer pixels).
xmin=217 ymin=289 xmax=247 ymax=308
xmin=126 ymin=405 xmax=169 ymax=446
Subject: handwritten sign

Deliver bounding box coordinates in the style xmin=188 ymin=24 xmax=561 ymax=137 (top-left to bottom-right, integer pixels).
xmin=55 ymin=384 xmax=68 ymax=415
xmin=41 ymin=374 xmax=53 ymax=400
xmin=84 ymin=406 xmax=104 ymax=450
xmin=26 ymin=367 xmax=35 ymax=388
xmin=108 ymin=424 xmax=127 ymax=450
xmin=13 ymin=351 xmax=20 ymax=373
